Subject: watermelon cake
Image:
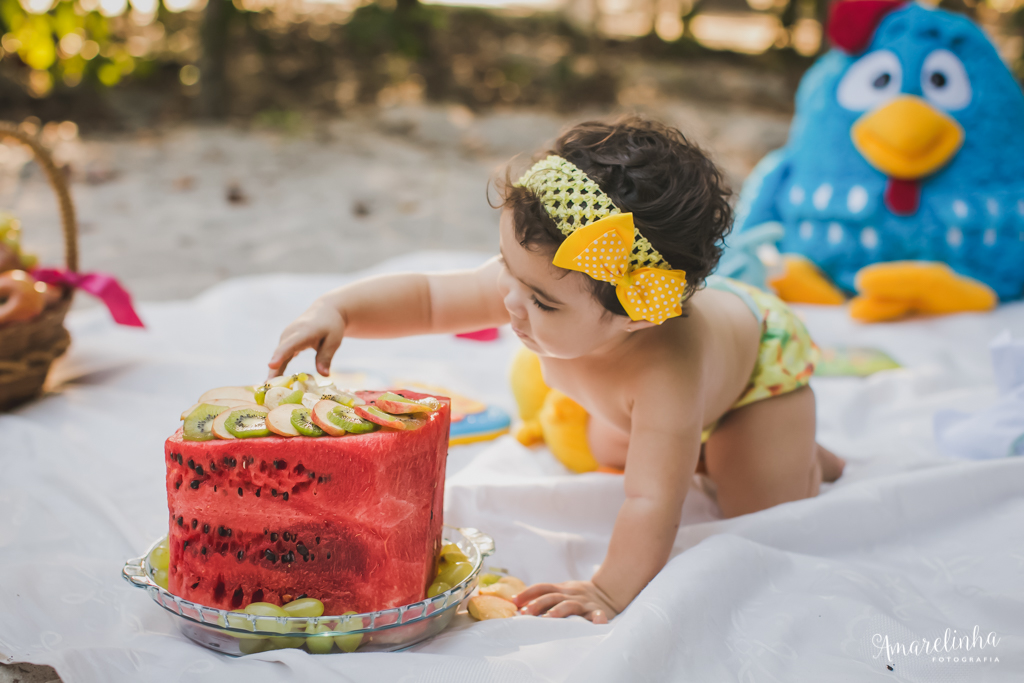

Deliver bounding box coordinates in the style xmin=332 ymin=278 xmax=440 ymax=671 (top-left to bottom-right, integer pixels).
xmin=166 ymin=377 xmax=451 ymax=616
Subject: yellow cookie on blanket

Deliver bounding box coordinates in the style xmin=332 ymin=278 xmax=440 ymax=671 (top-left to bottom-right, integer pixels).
xmin=510 ymin=346 xmax=602 ymax=474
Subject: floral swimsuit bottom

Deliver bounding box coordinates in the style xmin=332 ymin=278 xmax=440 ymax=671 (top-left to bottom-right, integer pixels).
xmin=700 ymin=276 xmax=819 ymax=443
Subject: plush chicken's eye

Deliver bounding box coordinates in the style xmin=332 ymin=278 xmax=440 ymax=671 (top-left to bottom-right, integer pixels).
xmin=837 ymin=50 xmax=903 ymax=111
xmin=921 ymin=49 xmax=971 ymax=111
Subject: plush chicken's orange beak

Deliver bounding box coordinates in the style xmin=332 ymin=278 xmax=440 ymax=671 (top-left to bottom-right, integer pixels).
xmin=851 ymin=95 xmax=963 ymax=179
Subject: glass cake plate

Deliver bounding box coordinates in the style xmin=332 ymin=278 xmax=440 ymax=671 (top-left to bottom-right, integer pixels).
xmin=122 ymin=526 xmax=494 ymax=656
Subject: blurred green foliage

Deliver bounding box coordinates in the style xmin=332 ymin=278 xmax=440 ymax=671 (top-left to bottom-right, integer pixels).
xmin=0 ymin=0 xmax=145 ymax=95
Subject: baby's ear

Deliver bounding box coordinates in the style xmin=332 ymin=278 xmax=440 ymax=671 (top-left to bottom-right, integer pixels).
xmin=624 ymin=320 xmax=658 ymax=333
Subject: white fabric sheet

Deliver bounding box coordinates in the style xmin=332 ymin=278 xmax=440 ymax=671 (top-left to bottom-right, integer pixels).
xmin=1 ymin=251 xmax=1022 ymax=683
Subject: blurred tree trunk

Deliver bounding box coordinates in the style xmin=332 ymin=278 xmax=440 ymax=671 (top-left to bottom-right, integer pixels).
xmin=198 ymin=0 xmax=232 ymax=118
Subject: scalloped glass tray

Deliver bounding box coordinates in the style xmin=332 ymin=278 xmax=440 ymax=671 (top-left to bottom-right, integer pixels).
xmin=122 ymin=526 xmax=494 ymax=656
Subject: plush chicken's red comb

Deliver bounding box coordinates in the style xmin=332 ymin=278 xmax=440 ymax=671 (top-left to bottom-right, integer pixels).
xmin=828 ymin=0 xmax=908 ymax=53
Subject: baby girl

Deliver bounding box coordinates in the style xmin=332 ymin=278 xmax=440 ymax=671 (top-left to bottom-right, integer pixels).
xmin=268 ymin=117 xmax=844 ymax=623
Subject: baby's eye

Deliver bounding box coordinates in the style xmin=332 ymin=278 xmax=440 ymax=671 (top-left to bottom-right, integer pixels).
xmin=531 ymin=295 xmax=556 ymax=312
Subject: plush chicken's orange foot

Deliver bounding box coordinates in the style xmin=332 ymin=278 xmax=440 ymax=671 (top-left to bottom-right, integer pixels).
xmin=768 ymin=255 xmax=847 ymax=305
xmin=850 ymin=261 xmax=998 ymax=323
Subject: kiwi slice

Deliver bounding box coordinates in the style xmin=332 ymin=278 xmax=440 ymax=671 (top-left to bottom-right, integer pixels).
xmin=224 ymin=406 xmax=270 ymax=438
xmin=184 ymin=403 xmax=230 ymax=441
xmin=290 ymin=407 xmax=324 ymax=437
xmin=327 ymin=406 xmax=379 ymax=434
xmin=253 ymin=384 xmax=270 ymax=406
xmin=281 ymin=388 xmax=304 ymax=405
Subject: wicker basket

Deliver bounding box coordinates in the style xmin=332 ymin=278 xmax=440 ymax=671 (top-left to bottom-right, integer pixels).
xmin=0 ymin=123 xmax=78 ymax=411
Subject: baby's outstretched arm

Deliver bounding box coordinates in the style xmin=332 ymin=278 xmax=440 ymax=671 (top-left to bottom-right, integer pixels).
xmin=268 ymin=257 xmax=509 ymax=376
xmin=516 ymin=375 xmax=703 ymax=621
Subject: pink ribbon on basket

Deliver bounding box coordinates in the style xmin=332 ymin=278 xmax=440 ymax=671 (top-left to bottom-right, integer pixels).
xmin=32 ymin=267 xmax=145 ymax=328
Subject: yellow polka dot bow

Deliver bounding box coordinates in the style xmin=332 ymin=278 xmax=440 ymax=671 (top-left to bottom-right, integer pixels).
xmin=552 ymin=212 xmax=688 ymax=325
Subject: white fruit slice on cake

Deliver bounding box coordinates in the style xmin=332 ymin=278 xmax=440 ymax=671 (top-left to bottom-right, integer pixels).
xmin=310 ymin=399 xmax=345 ymax=436
xmin=266 ymin=404 xmax=303 ymax=437
xmin=199 ymin=386 xmax=255 ymax=403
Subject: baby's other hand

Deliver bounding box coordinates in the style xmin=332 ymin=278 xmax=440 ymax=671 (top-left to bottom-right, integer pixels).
xmin=268 ymin=301 xmax=346 ymax=378
xmin=513 ymin=580 xmax=617 ymax=624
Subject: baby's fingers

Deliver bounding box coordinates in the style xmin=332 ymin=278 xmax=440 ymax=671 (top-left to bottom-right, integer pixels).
xmin=518 ymin=592 xmax=565 ymax=617
xmin=543 ymin=600 xmax=587 ymax=619
xmin=512 ymin=583 xmax=560 ymax=608
xmin=268 ymin=333 xmax=315 ymax=377
xmin=315 ymin=328 xmax=344 ymax=377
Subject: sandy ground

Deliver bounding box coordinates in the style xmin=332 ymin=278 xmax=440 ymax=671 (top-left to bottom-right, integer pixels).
xmin=0 ymin=98 xmax=789 ymax=682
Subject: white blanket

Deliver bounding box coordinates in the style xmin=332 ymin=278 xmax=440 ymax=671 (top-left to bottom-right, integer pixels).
xmin=2 ymin=252 xmax=1022 ymax=683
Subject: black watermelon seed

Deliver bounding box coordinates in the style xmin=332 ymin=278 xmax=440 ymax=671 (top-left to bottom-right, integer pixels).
xmin=325 ymin=552 xmax=331 ymax=559
xmin=238 ymin=487 xmax=243 ymax=497
xmin=209 ymin=463 xmax=216 ymax=472
xmin=263 ymin=528 xmax=269 ymax=535
xmin=191 ymin=582 xmax=199 ymax=589
xmin=315 ymin=537 xmax=320 ymax=544
xmin=308 ymin=471 xmax=315 ymax=479
xmin=183 ymin=541 xmax=189 ymax=550
xmin=200 ymin=546 xmax=207 ymax=555
xmin=191 ymin=518 xmax=198 ymax=529
xmin=271 ymin=489 xmax=277 ymax=497
xmin=274 ymin=460 xmax=286 ymax=470
xmin=283 ymin=552 xmax=294 ymax=563
xmin=176 ymin=516 xmax=183 ymax=526
xmin=270 ymin=532 xmax=278 ymax=542
xmin=310 ymin=553 xmax=315 ymax=560
xmin=174 ymin=481 xmax=181 ymax=490
xmin=187 ymin=459 xmax=195 ymax=470
xmin=296 ymin=543 xmax=308 ymax=558
xmin=282 ymin=532 xmax=290 ymax=542
xmin=317 ymin=476 xmax=324 ymax=484
xmin=255 ymin=488 xmax=261 ymax=498
xmin=195 ymin=465 xmax=204 ymax=476
xmin=203 ymin=524 xmax=210 ymax=533
xmin=296 ymin=594 xmax=307 ymax=600
xmin=237 ymin=550 xmax=245 ymax=560
xmin=213 ymin=486 xmax=217 ymax=492
xmin=218 ymin=526 xmax=229 ymax=537
xmin=265 ymin=550 xmax=278 ymax=563
xmin=190 ymin=480 xmax=200 ymax=490
xmin=282 ymin=492 xmax=289 ymax=501
xmin=430 ymin=509 xmax=433 ymax=521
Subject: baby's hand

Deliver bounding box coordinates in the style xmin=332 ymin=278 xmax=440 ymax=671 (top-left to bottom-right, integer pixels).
xmin=268 ymin=300 xmax=346 ymax=378
xmin=513 ymin=580 xmax=617 ymax=624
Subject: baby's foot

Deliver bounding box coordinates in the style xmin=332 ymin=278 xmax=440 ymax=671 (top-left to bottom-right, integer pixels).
xmin=817 ymin=444 xmax=845 ymax=482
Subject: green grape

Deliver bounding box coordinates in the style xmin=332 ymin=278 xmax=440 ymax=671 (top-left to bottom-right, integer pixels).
xmin=253 ymin=384 xmax=270 ymax=406
xmin=436 ymin=561 xmax=473 ymax=588
xmin=282 ymin=597 xmax=324 ymax=618
xmin=153 ymin=568 xmax=169 ymax=589
xmin=304 ymin=622 xmax=335 ymax=654
xmin=148 ymin=545 xmax=170 ymax=571
xmin=334 ymin=611 xmax=363 ymax=653
xmin=268 ymin=636 xmax=304 ymax=649
xmin=478 ymin=573 xmax=502 ymax=587
xmin=225 ymin=611 xmax=269 ymax=639
xmin=437 ymin=543 xmax=469 ymax=565
xmin=427 ymin=581 xmax=451 ymax=598
xmin=243 ymin=602 xmax=289 ymax=634
xmin=237 ymin=638 xmax=269 ymax=655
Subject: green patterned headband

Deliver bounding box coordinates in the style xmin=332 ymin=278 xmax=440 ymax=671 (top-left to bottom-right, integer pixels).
xmin=514 ymin=155 xmax=672 ymax=271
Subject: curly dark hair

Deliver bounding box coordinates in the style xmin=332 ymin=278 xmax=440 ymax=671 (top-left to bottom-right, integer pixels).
xmin=498 ymin=116 xmax=733 ymax=318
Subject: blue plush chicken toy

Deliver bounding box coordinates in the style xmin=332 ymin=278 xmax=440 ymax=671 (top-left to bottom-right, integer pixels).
xmin=732 ymin=0 xmax=1024 ymax=321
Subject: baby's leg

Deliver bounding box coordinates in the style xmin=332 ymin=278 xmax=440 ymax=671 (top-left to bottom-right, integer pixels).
xmin=703 ymin=386 xmax=843 ymax=518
